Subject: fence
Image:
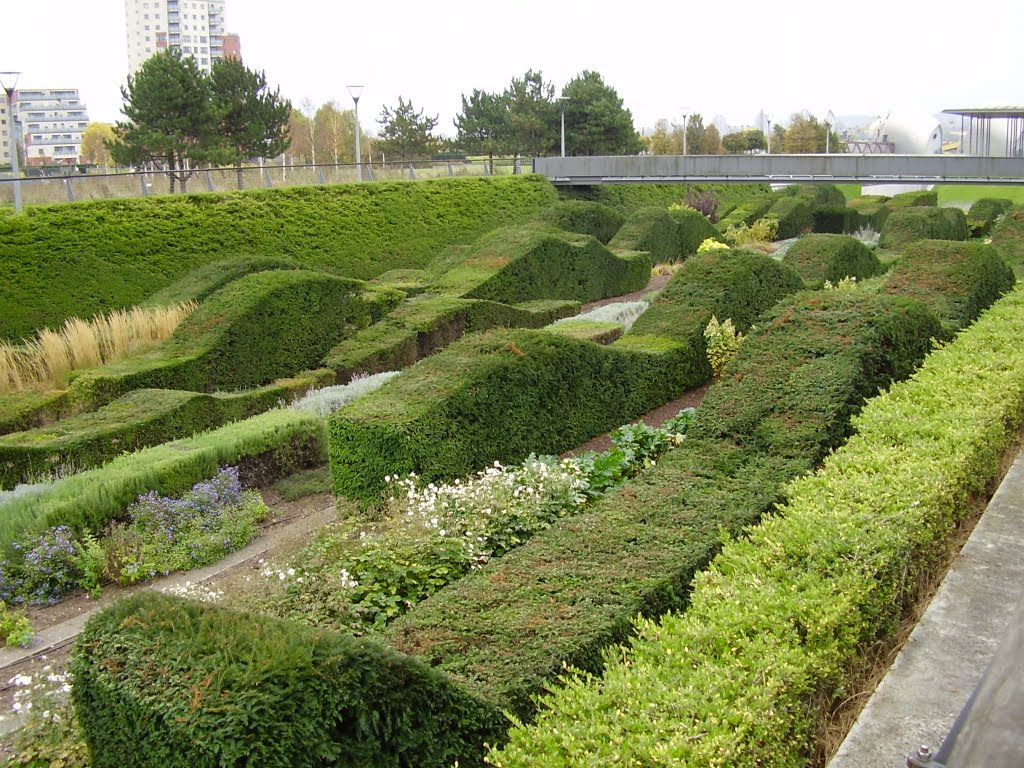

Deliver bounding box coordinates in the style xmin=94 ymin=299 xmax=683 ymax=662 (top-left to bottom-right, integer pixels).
xmin=0 ymin=158 xmax=528 ymax=207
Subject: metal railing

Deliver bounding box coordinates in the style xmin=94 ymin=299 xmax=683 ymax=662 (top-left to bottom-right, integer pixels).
xmin=0 ymin=158 xmax=528 ymax=207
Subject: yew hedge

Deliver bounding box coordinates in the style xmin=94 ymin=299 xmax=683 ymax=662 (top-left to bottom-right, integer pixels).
xmin=783 ymin=233 xmax=885 ymax=288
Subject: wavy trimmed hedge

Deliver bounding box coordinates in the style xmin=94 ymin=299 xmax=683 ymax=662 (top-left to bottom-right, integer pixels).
xmin=67 ymin=271 xmax=402 ymax=407
xmin=0 ymin=407 xmax=325 ymax=551
xmin=142 ymin=256 xmax=304 ymax=307
xmin=717 ymin=196 xmax=777 ymax=231
xmin=328 ymin=329 xmax=694 ymax=504
xmin=607 ymin=207 xmax=681 ymax=262
xmin=883 ymin=239 xmax=1015 ymax=335
xmin=532 ymin=200 xmax=625 ymax=244
xmin=879 ymin=206 xmax=967 ymax=248
xmin=967 ymin=197 xmax=1013 ymax=237
xmin=783 ymin=233 xmax=885 ymax=288
xmin=667 ymin=206 xmax=723 ymax=256
xmin=489 ymin=284 xmax=1024 ymax=768
xmin=0 ymin=370 xmax=329 ymax=490
xmin=71 ymin=591 xmax=504 ymax=768
xmin=380 ymin=290 xmax=941 ymax=719
xmin=0 ymin=175 xmax=558 ymax=341
xmin=764 ymin=196 xmax=813 ymax=239
xmin=991 ymin=205 xmax=1024 ymax=275
xmin=559 ymin=183 xmax=770 ymax=213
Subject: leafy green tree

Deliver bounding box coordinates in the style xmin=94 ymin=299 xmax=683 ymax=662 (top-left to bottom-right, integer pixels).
xmin=109 ymin=49 xmax=219 ymax=193
xmin=646 ymin=119 xmax=684 ymax=154
xmin=377 ymin=96 xmax=439 ymax=163
xmin=503 ymin=69 xmax=558 ymax=157
xmin=722 ymin=128 xmax=767 ymax=154
xmin=314 ymin=101 xmax=355 ymax=165
xmin=81 ymin=122 xmax=116 ymax=166
xmin=453 ymin=88 xmax=510 ymax=169
xmin=209 ymin=57 xmax=291 ymax=188
xmin=685 ymin=113 xmax=709 ymax=155
xmin=703 ymin=124 xmax=723 ymax=154
xmin=287 ymin=109 xmax=313 ymax=164
xmin=561 ymin=71 xmax=643 ymax=156
xmin=783 ymin=113 xmax=823 ymax=153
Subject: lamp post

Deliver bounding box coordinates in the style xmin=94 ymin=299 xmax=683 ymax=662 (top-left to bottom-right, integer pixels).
xmin=557 ymin=97 xmax=567 ymax=157
xmin=681 ymin=110 xmax=689 ymax=156
xmin=0 ymin=72 xmax=22 ymax=213
xmin=347 ymin=85 xmax=363 ymax=182
xmin=826 ymin=109 xmax=836 ymax=154
xmin=766 ymin=116 xmax=772 ymax=154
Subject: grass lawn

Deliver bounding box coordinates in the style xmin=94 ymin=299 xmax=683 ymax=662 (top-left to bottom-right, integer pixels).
xmin=935 ymin=184 xmax=1024 ymax=206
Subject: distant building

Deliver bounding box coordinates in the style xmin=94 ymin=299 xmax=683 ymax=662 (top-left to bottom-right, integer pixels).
xmin=10 ymin=89 xmax=90 ymax=167
xmin=125 ymin=0 xmax=238 ymax=74
xmin=1 ymin=90 xmax=12 ymax=168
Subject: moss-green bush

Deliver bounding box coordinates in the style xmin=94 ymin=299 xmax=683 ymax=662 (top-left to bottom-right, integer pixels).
xmin=71 ymin=592 xmax=504 ymax=768
xmin=0 ymin=408 xmax=325 ymax=551
xmin=328 ymin=329 xmax=695 ymax=504
xmin=68 ymin=271 xmax=402 ymax=407
xmin=666 ymin=206 xmax=723 ymax=257
xmin=878 ymin=206 xmax=967 ymax=248
xmin=382 ymin=290 xmax=940 ymax=722
xmin=0 ymin=371 xmax=329 ymax=489
xmin=783 ymin=233 xmax=885 ymax=288
xmin=763 ymin=197 xmax=813 ymax=239
xmin=489 ymin=284 xmax=1024 ymax=768
xmin=883 ymin=239 xmax=1015 ymax=336
xmin=967 ymin=197 xmax=1013 ymax=237
xmin=532 ymin=200 xmax=625 ymax=244
xmin=322 ymin=295 xmax=578 ymax=381
xmin=990 ymin=205 xmax=1024 ymax=275
xmin=606 ymin=207 xmax=681 ymax=262
xmin=0 ymin=176 xmax=558 ymax=341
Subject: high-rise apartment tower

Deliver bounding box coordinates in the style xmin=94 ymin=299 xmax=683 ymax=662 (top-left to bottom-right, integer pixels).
xmin=125 ymin=0 xmax=229 ymax=74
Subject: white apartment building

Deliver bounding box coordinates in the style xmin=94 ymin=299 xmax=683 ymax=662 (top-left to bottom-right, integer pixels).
xmin=1 ymin=91 xmax=12 ymax=168
xmin=125 ymin=0 xmax=227 ymax=74
xmin=13 ymin=89 xmax=90 ymax=167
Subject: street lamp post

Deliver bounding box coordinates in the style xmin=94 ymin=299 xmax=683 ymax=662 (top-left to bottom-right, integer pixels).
xmin=347 ymin=85 xmax=363 ymax=182
xmin=826 ymin=109 xmax=836 ymax=154
xmin=766 ymin=116 xmax=772 ymax=154
xmin=557 ymin=97 xmax=567 ymax=157
xmin=681 ymin=110 xmax=689 ymax=156
xmin=0 ymin=72 xmax=22 ymax=213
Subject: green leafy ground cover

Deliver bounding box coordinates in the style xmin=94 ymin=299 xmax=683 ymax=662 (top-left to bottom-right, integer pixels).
xmin=489 ymin=282 xmax=1024 ymax=768
xmin=0 ymin=176 xmax=558 ymax=341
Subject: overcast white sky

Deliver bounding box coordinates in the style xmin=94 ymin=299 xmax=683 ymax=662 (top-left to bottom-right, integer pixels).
xmin=5 ymin=0 xmax=1023 ymax=137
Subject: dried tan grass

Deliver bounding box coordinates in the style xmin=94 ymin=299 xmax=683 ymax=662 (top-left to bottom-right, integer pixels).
xmin=0 ymin=299 xmax=197 ymax=394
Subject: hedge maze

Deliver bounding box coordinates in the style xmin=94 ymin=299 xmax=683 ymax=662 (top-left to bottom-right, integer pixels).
xmin=1 ymin=174 xmax=1021 ymax=767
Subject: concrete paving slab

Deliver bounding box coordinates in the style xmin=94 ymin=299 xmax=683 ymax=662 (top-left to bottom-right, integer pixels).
xmin=828 ymin=448 xmax=1024 ymax=768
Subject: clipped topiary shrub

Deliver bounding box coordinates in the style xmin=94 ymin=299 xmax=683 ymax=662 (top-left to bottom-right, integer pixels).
xmin=883 ymin=239 xmax=1015 ymax=336
xmin=607 ymin=207 xmax=681 ymax=262
xmin=847 ymin=198 xmax=891 ymax=231
xmin=886 ymin=189 xmax=938 ymax=208
xmin=68 ymin=271 xmax=403 ymax=407
xmin=763 ymin=196 xmax=813 ymax=239
xmin=787 ymin=183 xmax=847 ymax=207
xmin=967 ymin=197 xmax=1014 ymax=237
xmin=878 ymin=207 xmax=967 ymax=248
xmin=666 ymin=206 xmax=723 ymax=257
xmin=532 ymin=200 xmax=625 ymax=244
xmin=783 ymin=233 xmax=885 ymax=288
xmin=558 ymin=183 xmax=771 ymax=214
xmin=142 ymin=256 xmax=305 ymax=307
xmin=716 ymin=196 xmax=777 ymax=232
xmin=71 ymin=591 xmax=504 ymax=768
xmin=328 ymin=329 xmax=695 ymax=504
xmin=990 ymin=204 xmax=1024 ymax=275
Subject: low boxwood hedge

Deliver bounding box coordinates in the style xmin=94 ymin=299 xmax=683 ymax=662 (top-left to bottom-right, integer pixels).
xmin=0 ymin=175 xmax=558 ymax=342
xmin=878 ymin=206 xmax=967 ymax=248
xmin=381 ymin=290 xmax=941 ymax=720
xmin=328 ymin=329 xmax=695 ymax=504
xmin=488 ymin=284 xmax=1024 ymax=768
xmin=967 ymin=197 xmax=1013 ymax=237
xmin=532 ymin=200 xmax=625 ymax=244
xmin=606 ymin=207 xmax=681 ymax=262
xmin=71 ymin=591 xmax=504 ymax=768
xmin=0 ymin=407 xmax=326 ymax=552
xmin=0 ymin=370 xmax=329 ymax=490
xmin=783 ymin=233 xmax=885 ymax=288
xmin=763 ymin=196 xmax=813 ymax=239
xmin=67 ymin=271 xmax=402 ymax=407
xmin=883 ymin=239 xmax=1015 ymax=336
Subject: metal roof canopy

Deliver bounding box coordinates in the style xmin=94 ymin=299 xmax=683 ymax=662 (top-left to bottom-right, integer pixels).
xmin=942 ymin=107 xmax=1024 ymax=157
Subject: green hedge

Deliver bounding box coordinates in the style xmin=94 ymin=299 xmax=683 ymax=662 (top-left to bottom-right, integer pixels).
xmin=886 ymin=188 xmax=938 ymax=208
xmin=967 ymin=197 xmax=1014 ymax=237
xmin=878 ymin=206 xmax=967 ymax=248
xmin=0 ymin=389 xmax=71 ymax=437
xmin=71 ymin=592 xmax=504 ymax=768
xmin=0 ymin=408 xmax=325 ymax=552
xmin=628 ymin=249 xmax=805 ymax=380
xmin=382 ymin=290 xmax=941 ymax=721
xmin=716 ymin=196 xmax=777 ymax=232
xmin=883 ymin=239 xmax=1015 ymax=336
xmin=532 ymin=200 xmax=625 ymax=244
xmin=0 ymin=370 xmax=329 ymax=490
xmin=0 ymin=175 xmax=558 ymax=341
xmin=783 ymin=233 xmax=885 ymax=288
xmin=763 ymin=197 xmax=813 ymax=239
xmin=666 ymin=206 xmax=723 ymax=256
xmin=143 ymin=256 xmax=305 ymax=307
xmin=488 ymin=284 xmax=1024 ymax=768
xmin=786 ymin=183 xmax=847 ymax=207
xmin=328 ymin=329 xmax=695 ymax=504
xmin=811 ymin=204 xmax=858 ymax=234
xmin=846 ymin=198 xmax=890 ymax=231
xmin=606 ymin=207 xmax=682 ymax=262
xmin=558 ymin=183 xmax=771 ymax=213
xmin=541 ymin=320 xmax=624 ymax=344
xmin=322 ymin=295 xmax=578 ymax=381
xmin=991 ymin=205 xmax=1024 ymax=275
xmin=67 ymin=271 xmax=402 ymax=407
